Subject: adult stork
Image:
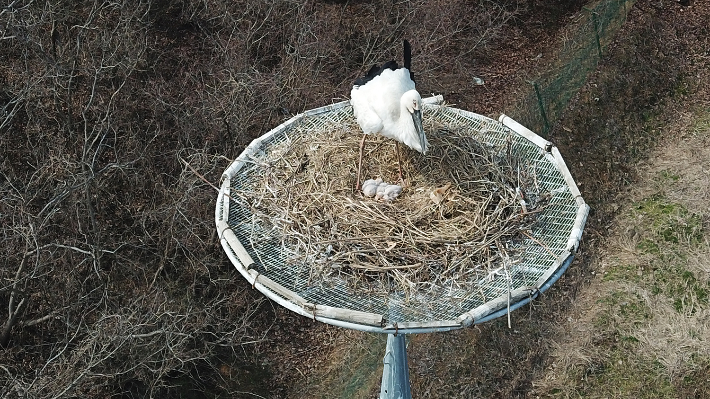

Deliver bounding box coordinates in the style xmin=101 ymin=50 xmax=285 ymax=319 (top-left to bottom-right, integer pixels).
xmin=351 ymin=40 xmax=427 ymax=191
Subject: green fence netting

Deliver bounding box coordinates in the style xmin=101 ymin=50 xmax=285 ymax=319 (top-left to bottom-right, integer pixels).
xmin=507 ymin=0 xmax=637 ymax=136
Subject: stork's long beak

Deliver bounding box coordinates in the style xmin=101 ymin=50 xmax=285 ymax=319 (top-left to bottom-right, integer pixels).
xmin=412 ymin=109 xmax=426 ymax=153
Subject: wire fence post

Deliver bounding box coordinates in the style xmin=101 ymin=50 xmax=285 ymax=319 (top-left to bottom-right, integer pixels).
xmin=587 ymin=7 xmax=603 ymax=59
xmin=506 ymin=0 xmax=636 ymax=137
xmin=532 ymin=81 xmax=550 ymax=136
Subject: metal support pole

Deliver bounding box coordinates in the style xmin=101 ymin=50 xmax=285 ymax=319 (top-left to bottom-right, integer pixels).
xmin=379 ymin=333 xmax=412 ymax=399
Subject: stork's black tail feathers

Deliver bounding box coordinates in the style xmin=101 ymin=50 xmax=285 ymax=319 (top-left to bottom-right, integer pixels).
xmin=352 ymin=40 xmax=415 ymax=87
xmin=354 ymin=61 xmax=398 ymax=86
xmin=403 ymin=40 xmax=415 ymax=83
xmin=404 ymin=40 xmax=411 ymax=71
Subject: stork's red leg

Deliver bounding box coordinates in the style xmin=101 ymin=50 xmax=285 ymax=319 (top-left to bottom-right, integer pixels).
xmin=356 ymin=133 xmax=366 ymax=191
xmin=395 ymin=141 xmax=404 ymax=184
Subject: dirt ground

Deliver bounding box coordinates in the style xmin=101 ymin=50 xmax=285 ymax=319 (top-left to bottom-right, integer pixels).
xmin=264 ymin=1 xmax=710 ymax=397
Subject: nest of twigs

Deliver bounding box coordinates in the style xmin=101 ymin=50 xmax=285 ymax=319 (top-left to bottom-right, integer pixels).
xmin=235 ymin=118 xmax=549 ymax=296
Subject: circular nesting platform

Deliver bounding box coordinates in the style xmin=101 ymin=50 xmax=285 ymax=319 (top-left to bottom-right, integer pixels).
xmin=216 ymin=96 xmax=589 ymax=334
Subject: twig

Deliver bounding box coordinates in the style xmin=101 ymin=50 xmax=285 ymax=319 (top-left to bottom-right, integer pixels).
xmin=521 ymin=230 xmax=556 ymax=258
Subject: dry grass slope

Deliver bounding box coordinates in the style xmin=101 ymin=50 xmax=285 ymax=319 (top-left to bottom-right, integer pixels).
xmin=537 ymin=112 xmax=710 ymax=398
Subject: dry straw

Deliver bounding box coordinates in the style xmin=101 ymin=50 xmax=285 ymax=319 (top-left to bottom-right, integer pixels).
xmin=232 ymin=118 xmax=549 ymax=297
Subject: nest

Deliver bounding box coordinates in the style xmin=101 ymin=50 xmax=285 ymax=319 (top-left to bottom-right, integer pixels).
xmin=233 ymin=117 xmax=550 ymax=297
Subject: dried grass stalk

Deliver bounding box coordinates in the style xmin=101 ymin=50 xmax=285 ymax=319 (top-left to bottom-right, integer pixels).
xmin=235 ymin=118 xmax=548 ymax=296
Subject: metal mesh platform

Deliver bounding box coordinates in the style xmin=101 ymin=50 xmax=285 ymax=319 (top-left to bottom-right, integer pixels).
xmin=216 ymin=96 xmax=589 ymax=333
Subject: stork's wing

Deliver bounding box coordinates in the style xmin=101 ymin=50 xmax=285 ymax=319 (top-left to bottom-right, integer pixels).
xmin=351 ymin=67 xmax=417 ymax=139
xmin=350 ymin=85 xmax=384 ymax=135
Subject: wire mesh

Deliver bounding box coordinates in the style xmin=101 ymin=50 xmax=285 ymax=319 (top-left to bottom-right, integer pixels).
xmin=508 ymin=0 xmax=636 ymax=136
xmin=217 ymin=99 xmax=588 ymax=331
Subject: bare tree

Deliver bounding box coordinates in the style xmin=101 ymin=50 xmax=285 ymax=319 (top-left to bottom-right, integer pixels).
xmin=0 ymin=1 xmax=275 ymax=397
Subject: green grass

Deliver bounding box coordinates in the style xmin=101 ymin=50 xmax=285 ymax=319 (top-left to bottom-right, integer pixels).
xmin=602 ymin=263 xmax=641 ymax=282
xmin=550 ymin=328 xmax=677 ymax=398
xmin=603 ymin=194 xmax=708 ymax=315
xmin=658 ymin=169 xmax=680 ymax=182
xmin=636 ymin=238 xmax=660 ymax=254
xmin=578 ymin=351 xmax=676 ymax=398
xmin=692 ymin=109 xmax=710 ymax=135
xmin=625 ymin=194 xmax=708 ymax=313
xmin=594 ymin=290 xmax=652 ymax=328
xmin=632 ymin=194 xmax=703 ymax=246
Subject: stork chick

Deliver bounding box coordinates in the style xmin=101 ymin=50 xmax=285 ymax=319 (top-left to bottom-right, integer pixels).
xmin=362 ymin=178 xmax=403 ymax=202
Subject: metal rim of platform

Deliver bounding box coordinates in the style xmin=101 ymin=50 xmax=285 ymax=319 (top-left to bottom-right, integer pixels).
xmin=215 ymin=95 xmax=589 ymax=334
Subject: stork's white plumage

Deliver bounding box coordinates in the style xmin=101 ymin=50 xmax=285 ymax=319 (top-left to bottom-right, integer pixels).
xmin=351 ymin=40 xmax=427 ymax=190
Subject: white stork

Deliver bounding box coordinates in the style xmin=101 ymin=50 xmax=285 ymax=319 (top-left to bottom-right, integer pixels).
xmin=350 ymin=40 xmax=427 ymax=190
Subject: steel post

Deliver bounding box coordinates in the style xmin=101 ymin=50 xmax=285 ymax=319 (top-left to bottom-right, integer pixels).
xmin=379 ymin=333 xmax=412 ymax=399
